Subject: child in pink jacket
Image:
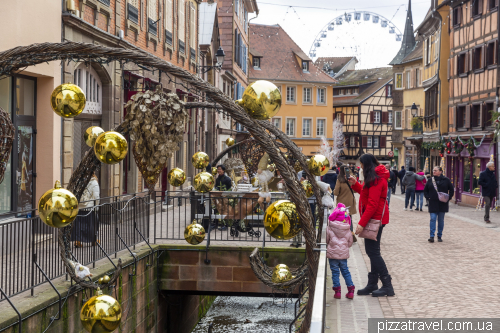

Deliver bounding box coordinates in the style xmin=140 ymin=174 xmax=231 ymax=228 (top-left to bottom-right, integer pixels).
xmin=415 ymin=170 xmax=427 ymax=211
xmin=327 ymin=203 xmax=355 ymax=299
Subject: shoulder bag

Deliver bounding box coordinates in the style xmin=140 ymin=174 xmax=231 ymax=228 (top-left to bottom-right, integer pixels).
xmin=432 ymin=176 xmax=449 ymax=203
xmin=358 ymin=188 xmax=387 ymax=241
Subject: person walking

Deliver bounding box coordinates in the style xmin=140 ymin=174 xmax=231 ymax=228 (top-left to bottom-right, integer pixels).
xmin=386 ymin=165 xmax=396 ymax=206
xmin=402 ymin=167 xmax=425 ymax=211
xmin=398 ymin=166 xmax=406 ymax=194
xmin=424 ymin=172 xmax=431 ymax=206
xmin=72 ymin=173 xmax=100 ymax=248
xmin=334 ymin=166 xmax=357 ymax=232
xmin=327 ymin=203 xmax=355 ymax=299
xmin=322 ymin=166 xmax=338 ymax=201
xmin=415 ymin=169 xmax=427 ymax=211
xmin=349 ymin=153 xmax=394 ymax=297
xmin=423 ymin=166 xmax=454 ymax=242
xmin=390 ymin=167 xmax=398 ymax=194
xmin=478 ymin=162 xmax=498 ymax=223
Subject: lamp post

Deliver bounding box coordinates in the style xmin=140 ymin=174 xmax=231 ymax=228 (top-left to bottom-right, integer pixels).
xmin=198 ymin=46 xmax=225 ymax=74
xmin=411 ymin=102 xmax=418 ymax=117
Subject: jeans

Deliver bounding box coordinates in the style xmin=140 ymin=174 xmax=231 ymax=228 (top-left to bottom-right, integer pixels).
xmin=387 ymin=187 xmax=392 ymax=206
xmin=364 ymin=225 xmax=389 ymax=277
xmin=415 ymin=191 xmax=424 ymax=210
xmin=401 ymin=183 xmax=406 ymax=194
xmin=484 ymin=196 xmax=494 ymax=221
xmin=429 ymin=212 xmax=445 ymax=238
xmin=405 ymin=189 xmax=415 ymax=209
xmin=328 ymin=258 xmax=354 ymax=288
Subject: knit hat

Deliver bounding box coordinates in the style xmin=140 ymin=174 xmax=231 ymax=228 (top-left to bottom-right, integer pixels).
xmin=328 ymin=203 xmax=351 ymax=225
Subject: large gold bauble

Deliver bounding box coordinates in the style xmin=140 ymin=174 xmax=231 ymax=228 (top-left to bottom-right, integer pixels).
xmin=264 ymin=200 xmax=301 ymax=240
xmin=167 ymin=168 xmax=186 ymax=187
xmin=84 ymin=126 xmax=105 ymax=148
xmin=38 ymin=181 xmax=79 ymax=228
xmin=271 ymin=264 xmax=293 ymax=284
xmin=192 ymin=152 xmax=210 ymax=169
xmin=80 ymin=289 xmax=122 ymax=333
xmin=226 ymin=137 xmax=235 ymax=147
xmin=308 ymin=155 xmax=330 ymax=176
xmin=301 ymin=180 xmax=313 ymax=198
xmin=211 ymin=167 xmax=218 ymax=176
xmin=94 ymin=132 xmax=128 ymax=165
xmin=294 ymin=160 xmax=302 ymax=173
xmin=236 ymin=80 xmax=282 ymax=120
xmin=50 ymin=83 xmax=86 ymax=118
xmin=184 ymin=221 xmax=206 ymax=245
xmin=194 ymin=172 xmax=215 ymax=193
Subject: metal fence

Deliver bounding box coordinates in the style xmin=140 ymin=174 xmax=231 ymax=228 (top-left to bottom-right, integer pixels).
xmin=0 ymin=192 xmax=151 ymax=302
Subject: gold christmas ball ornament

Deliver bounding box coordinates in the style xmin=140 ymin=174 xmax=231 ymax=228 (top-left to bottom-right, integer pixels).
xmin=184 ymin=221 xmax=206 ymax=245
xmin=50 ymin=83 xmax=86 ymax=118
xmin=84 ymin=126 xmax=105 ymax=148
xmin=80 ymin=288 xmax=122 ymax=333
xmin=194 ymin=172 xmax=215 ymax=193
xmin=97 ymin=275 xmax=110 ymax=284
xmin=271 ymin=264 xmax=293 ymax=284
xmin=236 ymin=80 xmax=282 ymax=120
xmin=267 ymin=163 xmax=276 ymax=172
xmin=308 ymin=155 xmax=330 ymax=176
xmin=211 ymin=167 xmax=218 ymax=176
xmin=301 ymin=180 xmax=314 ymax=198
xmin=226 ymin=137 xmax=235 ymax=147
xmin=294 ymin=160 xmax=302 ymax=173
xmin=38 ymin=181 xmax=79 ymax=228
xmin=94 ymin=131 xmax=128 ymax=165
xmin=167 ymin=168 xmax=186 ymax=187
xmin=192 ymin=152 xmax=210 ymax=169
xmin=264 ymin=200 xmax=301 ymax=240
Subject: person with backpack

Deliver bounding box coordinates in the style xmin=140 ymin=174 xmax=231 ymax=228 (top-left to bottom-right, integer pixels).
xmin=402 ymin=167 xmax=425 ymax=211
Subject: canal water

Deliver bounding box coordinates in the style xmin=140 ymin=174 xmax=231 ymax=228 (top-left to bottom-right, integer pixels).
xmin=192 ymin=296 xmax=297 ymax=332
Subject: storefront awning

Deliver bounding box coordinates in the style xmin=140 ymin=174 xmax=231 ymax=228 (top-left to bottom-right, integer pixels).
xmin=406 ymin=135 xmax=423 ymax=141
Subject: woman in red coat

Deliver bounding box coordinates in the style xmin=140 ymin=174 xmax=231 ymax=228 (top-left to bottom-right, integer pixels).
xmin=348 ymin=153 xmax=395 ymax=297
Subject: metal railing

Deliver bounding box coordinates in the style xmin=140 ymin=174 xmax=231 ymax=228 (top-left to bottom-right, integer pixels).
xmin=0 ymin=192 xmax=151 ymax=302
xmin=310 ymin=213 xmax=328 ymax=333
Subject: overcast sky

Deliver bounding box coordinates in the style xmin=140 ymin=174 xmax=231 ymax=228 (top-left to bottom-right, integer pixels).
xmin=250 ymin=0 xmax=431 ymax=68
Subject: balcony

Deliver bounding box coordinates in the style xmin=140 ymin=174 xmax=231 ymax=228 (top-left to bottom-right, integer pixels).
xmin=412 ymin=118 xmax=423 ymax=135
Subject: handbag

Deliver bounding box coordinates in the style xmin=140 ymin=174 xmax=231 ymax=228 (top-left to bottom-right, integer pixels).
xmin=358 ymin=194 xmax=387 ymax=241
xmin=432 ymin=176 xmax=449 ymax=203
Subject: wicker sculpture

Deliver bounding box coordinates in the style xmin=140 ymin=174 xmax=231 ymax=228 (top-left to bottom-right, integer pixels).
xmin=0 ymin=107 xmax=14 ymax=184
xmin=0 ymin=42 xmax=326 ymax=332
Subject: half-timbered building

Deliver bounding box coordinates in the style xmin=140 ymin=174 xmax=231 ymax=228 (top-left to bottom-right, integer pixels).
xmin=445 ymin=0 xmax=499 ymax=205
xmin=332 ymin=68 xmax=393 ymax=165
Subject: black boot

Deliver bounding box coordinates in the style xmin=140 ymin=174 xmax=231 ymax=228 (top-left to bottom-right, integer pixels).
xmin=357 ymin=272 xmax=379 ymax=295
xmin=372 ymin=274 xmax=395 ymax=297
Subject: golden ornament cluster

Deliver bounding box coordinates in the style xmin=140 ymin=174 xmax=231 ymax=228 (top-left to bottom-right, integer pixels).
xmin=84 ymin=126 xmax=105 ymax=148
xmin=194 ymin=172 xmax=215 ymax=193
xmin=301 ymin=180 xmax=314 ymax=198
xmin=38 ymin=181 xmax=79 ymax=228
xmin=192 ymin=152 xmax=210 ymax=169
xmin=80 ymin=288 xmax=122 ymax=333
xmin=50 ymin=83 xmax=86 ymax=118
xmin=308 ymin=154 xmax=330 ymax=176
xmin=184 ymin=221 xmax=206 ymax=245
xmin=94 ymin=131 xmax=128 ymax=165
xmin=263 ymin=200 xmax=301 ymax=240
xmin=236 ymin=80 xmax=282 ymax=120
xmin=167 ymin=168 xmax=186 ymax=187
xmin=271 ymin=264 xmax=293 ymax=284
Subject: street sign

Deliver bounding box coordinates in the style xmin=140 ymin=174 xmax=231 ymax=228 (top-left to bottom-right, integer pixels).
xmin=388 ymin=151 xmax=394 ymax=157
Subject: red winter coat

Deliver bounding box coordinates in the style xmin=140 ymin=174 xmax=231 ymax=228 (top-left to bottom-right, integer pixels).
xmin=415 ymin=171 xmax=426 ymax=191
xmin=352 ymin=165 xmax=390 ymax=228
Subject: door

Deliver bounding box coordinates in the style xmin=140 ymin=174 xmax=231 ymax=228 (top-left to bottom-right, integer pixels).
xmin=454 ymin=157 xmax=462 ymax=203
xmin=12 ymin=76 xmax=36 ymax=214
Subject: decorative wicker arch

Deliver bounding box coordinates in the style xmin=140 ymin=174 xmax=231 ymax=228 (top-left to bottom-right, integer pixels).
xmin=0 ymin=42 xmax=326 ymax=331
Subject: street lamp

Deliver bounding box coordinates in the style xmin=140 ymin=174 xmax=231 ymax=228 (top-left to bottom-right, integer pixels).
xmin=198 ymin=46 xmax=225 ymax=74
xmin=411 ymin=103 xmax=418 ymax=117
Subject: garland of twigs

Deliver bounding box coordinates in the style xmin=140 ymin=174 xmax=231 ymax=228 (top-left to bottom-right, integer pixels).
xmin=0 ymin=41 xmax=321 ymax=332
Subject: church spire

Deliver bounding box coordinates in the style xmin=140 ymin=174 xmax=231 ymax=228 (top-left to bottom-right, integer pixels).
xmin=389 ymin=0 xmax=416 ymax=65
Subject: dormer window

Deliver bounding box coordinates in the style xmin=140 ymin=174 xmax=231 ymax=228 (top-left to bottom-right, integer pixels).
xmin=302 ymin=61 xmax=309 ymax=72
xmin=253 ymin=57 xmax=261 ymax=69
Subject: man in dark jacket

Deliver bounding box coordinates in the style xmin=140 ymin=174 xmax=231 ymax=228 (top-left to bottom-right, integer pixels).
xmin=390 ymin=166 xmax=398 ymax=194
xmin=215 ymin=165 xmax=232 ymax=191
xmin=478 ymin=162 xmax=498 ymax=223
xmin=424 ymin=166 xmax=454 ymax=242
xmin=322 ymin=166 xmax=337 ymax=202
xmin=398 ymin=166 xmax=406 ymax=194
xmin=386 ymin=165 xmax=396 ymax=206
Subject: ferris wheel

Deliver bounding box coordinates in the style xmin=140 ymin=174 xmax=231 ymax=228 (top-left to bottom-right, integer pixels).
xmin=309 ymin=11 xmax=404 ymax=69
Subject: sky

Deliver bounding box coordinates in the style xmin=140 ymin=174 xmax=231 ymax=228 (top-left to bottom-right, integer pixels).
xmin=250 ymin=0 xmax=431 ymax=69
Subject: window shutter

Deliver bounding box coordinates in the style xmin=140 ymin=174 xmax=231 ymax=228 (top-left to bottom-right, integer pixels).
xmin=380 ymin=136 xmax=386 ymax=148
xmin=479 ymin=103 xmax=484 ymax=126
xmin=382 ymin=111 xmax=388 ymax=123
xmin=355 ymin=136 xmax=359 ymax=147
xmin=482 ymin=102 xmax=488 ymax=127
xmin=497 ymin=0 xmax=500 ymax=8
xmin=482 ymin=44 xmax=486 ymax=69
xmin=465 ymin=105 xmax=471 ymax=128
xmin=362 ymin=136 xmax=367 ymax=148
xmin=402 ymin=109 xmax=406 ymax=129
xmin=479 ymin=0 xmax=483 ymax=15
xmin=447 ymin=59 xmax=450 ymax=79
xmin=495 ymin=40 xmax=498 ymax=65
xmin=469 ymin=50 xmax=473 ymax=72
xmin=340 ymin=113 xmax=345 ymax=124
xmin=370 ymin=111 xmax=374 ymax=123
xmin=424 ymin=40 xmax=427 ymax=65
xmin=346 ymin=136 xmax=350 ymax=148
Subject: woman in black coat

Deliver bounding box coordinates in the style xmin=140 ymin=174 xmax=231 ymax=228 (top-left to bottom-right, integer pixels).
xmin=423 ymin=166 xmax=454 ymax=243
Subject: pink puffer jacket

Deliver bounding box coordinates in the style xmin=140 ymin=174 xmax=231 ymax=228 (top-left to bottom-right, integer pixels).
xmin=326 ymin=220 xmax=353 ymax=260
xmin=415 ymin=171 xmax=427 ymax=191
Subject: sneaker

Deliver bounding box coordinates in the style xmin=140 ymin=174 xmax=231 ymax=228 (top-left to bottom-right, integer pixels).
xmin=404 ymin=208 xmax=407 ymax=211
xmin=409 ymin=208 xmax=413 ymax=211
xmin=485 ymin=220 xmax=491 ymax=223
xmin=428 ymin=237 xmax=434 ymax=243
xmin=419 ymin=208 xmax=423 ymax=211
xmin=437 ymin=237 xmax=443 ymax=242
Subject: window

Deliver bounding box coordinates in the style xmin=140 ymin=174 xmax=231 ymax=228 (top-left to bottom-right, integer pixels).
xmin=406 ymin=71 xmax=411 ymax=89
xmin=286 ymin=118 xmax=295 ymax=136
xmin=253 ymin=57 xmax=260 ymax=68
xmin=350 ymin=136 xmax=356 ymax=147
xmin=286 ymin=86 xmax=296 ymax=103
xmin=189 ymin=3 xmax=197 ymax=59
xmin=272 ymin=117 xmax=281 ymax=129
xmin=373 ymin=136 xmax=379 ymax=148
xmin=471 ymin=104 xmax=482 ymax=127
xmin=489 ymin=0 xmax=498 ymax=11
xmin=395 ymin=111 xmax=402 ymax=129
xmin=302 ymin=118 xmax=311 ymax=136
xmin=317 ymin=88 xmax=326 ymax=104
xmin=484 ymin=102 xmax=494 ymax=126
xmin=486 ymin=41 xmax=497 ymax=67
xmin=178 ymin=0 xmax=186 ymax=53
xmin=367 ymin=136 xmax=373 ymax=148
xmin=472 ymin=0 xmax=482 ymax=17
xmin=374 ymin=111 xmax=381 ymax=123
xmin=453 ymin=6 xmax=462 ymax=27
xmin=317 ymin=119 xmax=325 ymax=136
xmin=424 ymin=38 xmax=431 ymax=65
xmin=388 ymin=111 xmax=393 ymax=124
xmin=164 ymin=0 xmax=173 ymax=45
xmin=302 ymin=61 xmax=309 ymax=72
xmin=457 ymin=105 xmax=467 ymax=128
xmin=148 ymin=0 xmax=158 ymax=35
xmin=128 ymin=0 xmax=139 ymax=24
xmin=395 ymin=73 xmax=403 ymax=89
xmin=339 ymin=89 xmax=345 ymax=95
xmin=457 ymin=52 xmax=467 ymax=75
xmin=352 ymin=88 xmax=359 ymax=94
xmin=386 ymin=85 xmax=392 ymax=97
xmin=333 ymin=89 xmax=339 ymax=96
xmin=473 ymin=46 xmax=484 ymax=71
xmin=346 ymin=88 xmax=351 ymax=95
xmin=415 ymin=69 xmax=420 ymax=87
xmin=303 ymin=87 xmax=312 ymax=103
